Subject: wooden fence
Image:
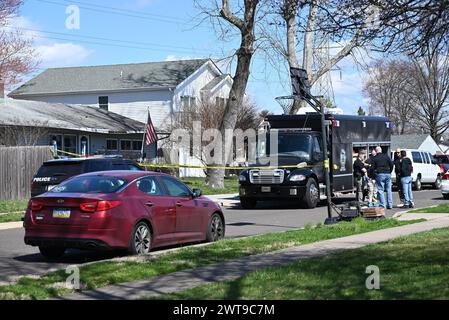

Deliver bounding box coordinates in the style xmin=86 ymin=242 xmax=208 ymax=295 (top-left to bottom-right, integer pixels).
xmin=0 ymin=146 xmax=53 ymax=201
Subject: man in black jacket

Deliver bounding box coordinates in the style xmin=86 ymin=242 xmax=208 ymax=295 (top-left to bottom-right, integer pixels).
xmin=393 ymin=148 xmax=405 ymax=207
xmin=400 ymin=150 xmax=414 ymax=208
xmin=372 ymin=146 xmax=394 ymax=209
xmin=353 ymin=150 xmax=367 ymax=202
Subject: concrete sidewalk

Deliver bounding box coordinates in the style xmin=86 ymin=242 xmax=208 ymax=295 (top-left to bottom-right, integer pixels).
xmin=59 ymin=216 xmax=449 ymax=300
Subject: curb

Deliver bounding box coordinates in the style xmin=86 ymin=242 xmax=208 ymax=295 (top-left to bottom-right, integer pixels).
xmin=392 ymin=205 xmax=440 ymax=218
xmin=0 ymin=221 xmax=23 ymax=231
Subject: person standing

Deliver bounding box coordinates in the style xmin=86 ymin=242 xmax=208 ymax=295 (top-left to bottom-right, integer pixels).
xmin=365 ymin=149 xmax=378 ymax=203
xmin=393 ymin=148 xmax=405 ymax=207
xmin=400 ymin=150 xmax=414 ymax=208
xmin=372 ymin=146 xmax=394 ymax=209
xmin=353 ymin=150 xmax=367 ymax=202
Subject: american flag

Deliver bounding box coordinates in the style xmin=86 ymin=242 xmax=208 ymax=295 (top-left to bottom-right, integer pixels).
xmin=144 ymin=111 xmax=158 ymax=145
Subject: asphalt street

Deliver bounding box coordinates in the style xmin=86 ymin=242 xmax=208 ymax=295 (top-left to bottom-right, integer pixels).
xmin=0 ymin=189 xmax=446 ymax=284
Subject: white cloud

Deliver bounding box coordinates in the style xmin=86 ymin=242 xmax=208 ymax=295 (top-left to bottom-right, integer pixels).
xmin=36 ymin=43 xmax=93 ymax=68
xmin=165 ymin=55 xmax=197 ymax=61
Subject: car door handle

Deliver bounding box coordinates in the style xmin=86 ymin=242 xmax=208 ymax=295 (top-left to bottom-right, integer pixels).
xmin=145 ymin=201 xmax=154 ymax=207
xmin=176 ymin=202 xmax=183 ymax=207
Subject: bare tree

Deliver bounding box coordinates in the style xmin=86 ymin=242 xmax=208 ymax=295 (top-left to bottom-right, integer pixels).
xmin=363 ymin=59 xmax=416 ymax=134
xmin=0 ymin=0 xmax=38 ymax=89
xmin=409 ymin=43 xmax=449 ymax=141
xmin=195 ymin=0 xmax=262 ymax=188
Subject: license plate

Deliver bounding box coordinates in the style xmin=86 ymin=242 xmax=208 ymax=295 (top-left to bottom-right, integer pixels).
xmin=53 ymin=209 xmax=71 ymax=219
xmin=261 ymin=186 xmax=271 ymax=192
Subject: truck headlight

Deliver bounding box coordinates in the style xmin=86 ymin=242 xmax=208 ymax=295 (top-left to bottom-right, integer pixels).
xmin=289 ymin=174 xmax=306 ymax=182
xmin=239 ymin=174 xmax=247 ymax=182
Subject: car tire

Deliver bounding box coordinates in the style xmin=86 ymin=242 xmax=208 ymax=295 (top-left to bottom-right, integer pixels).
xmin=434 ymin=176 xmax=442 ymax=189
xmin=206 ymin=213 xmax=225 ymax=242
xmin=414 ymin=176 xmax=422 ymax=191
xmin=443 ymin=194 xmax=449 ymax=200
xmin=301 ymin=178 xmax=319 ymax=209
xmin=39 ymin=246 xmax=66 ymax=259
xmin=129 ymin=221 xmax=152 ymax=255
xmin=240 ymin=198 xmax=257 ymax=209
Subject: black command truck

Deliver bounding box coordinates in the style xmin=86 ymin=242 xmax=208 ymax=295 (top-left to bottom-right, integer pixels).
xmin=238 ymin=113 xmax=392 ymax=209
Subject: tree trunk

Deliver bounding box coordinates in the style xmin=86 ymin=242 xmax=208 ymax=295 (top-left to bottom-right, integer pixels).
xmin=206 ymin=0 xmax=258 ymax=189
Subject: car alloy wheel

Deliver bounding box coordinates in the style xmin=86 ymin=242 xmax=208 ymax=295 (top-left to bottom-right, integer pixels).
xmin=134 ymin=223 xmax=151 ymax=254
xmin=207 ymin=214 xmax=224 ymax=242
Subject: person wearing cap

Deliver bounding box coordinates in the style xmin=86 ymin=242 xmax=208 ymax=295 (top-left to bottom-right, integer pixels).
xmin=353 ymin=150 xmax=367 ymax=202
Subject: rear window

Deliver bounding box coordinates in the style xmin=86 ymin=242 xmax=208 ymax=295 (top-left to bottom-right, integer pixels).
xmin=436 ymin=156 xmax=449 ymax=164
xmin=36 ymin=162 xmax=84 ymax=177
xmin=51 ymin=175 xmax=128 ymax=194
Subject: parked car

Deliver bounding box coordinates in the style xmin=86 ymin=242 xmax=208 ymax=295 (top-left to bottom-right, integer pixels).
xmin=441 ymin=171 xmax=449 ymax=199
xmin=434 ymin=154 xmax=449 ymax=173
xmin=31 ymin=156 xmax=143 ymax=197
xmin=24 ymin=171 xmax=225 ymax=258
xmin=391 ymin=149 xmax=443 ymax=190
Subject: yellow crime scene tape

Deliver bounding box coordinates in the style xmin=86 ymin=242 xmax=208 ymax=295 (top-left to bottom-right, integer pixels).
xmin=49 ymin=149 xmax=321 ymax=170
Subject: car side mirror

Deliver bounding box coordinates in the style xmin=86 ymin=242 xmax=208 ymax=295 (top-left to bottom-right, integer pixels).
xmin=192 ymin=188 xmax=202 ymax=198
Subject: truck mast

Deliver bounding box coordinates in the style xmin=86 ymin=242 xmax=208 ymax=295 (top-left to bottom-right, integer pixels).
xmin=276 ymin=67 xmax=337 ymax=224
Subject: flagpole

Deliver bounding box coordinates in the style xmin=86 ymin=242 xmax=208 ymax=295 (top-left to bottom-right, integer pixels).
xmin=140 ymin=107 xmax=149 ymax=163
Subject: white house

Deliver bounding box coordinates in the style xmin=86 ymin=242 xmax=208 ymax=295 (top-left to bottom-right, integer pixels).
xmin=8 ymin=58 xmax=233 ymax=177
xmin=391 ymin=134 xmax=444 ymax=155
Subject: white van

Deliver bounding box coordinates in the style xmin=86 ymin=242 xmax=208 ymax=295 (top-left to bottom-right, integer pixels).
xmin=391 ymin=149 xmax=442 ymax=190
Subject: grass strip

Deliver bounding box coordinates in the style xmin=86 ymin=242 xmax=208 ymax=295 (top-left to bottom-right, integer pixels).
xmin=154 ymin=227 xmax=449 ymax=300
xmin=0 ymin=218 xmax=421 ymax=300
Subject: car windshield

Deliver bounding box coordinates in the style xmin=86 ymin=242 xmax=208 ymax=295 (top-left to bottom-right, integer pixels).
xmin=51 ymin=175 xmax=128 ymax=193
xmin=255 ymin=132 xmax=312 ymax=163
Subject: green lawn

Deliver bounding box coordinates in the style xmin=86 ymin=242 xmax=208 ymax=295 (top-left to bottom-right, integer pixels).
xmin=0 ymin=218 xmax=419 ymax=300
xmin=181 ymin=176 xmax=239 ymax=195
xmin=0 ymin=200 xmax=28 ymax=223
xmin=155 ymin=227 xmax=449 ymax=300
xmin=409 ymin=203 xmax=449 ymax=214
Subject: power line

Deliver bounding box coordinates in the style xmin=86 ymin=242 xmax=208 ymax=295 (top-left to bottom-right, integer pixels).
xmin=32 ymin=0 xmax=208 ymax=29
xmin=7 ymin=25 xmax=204 ymax=52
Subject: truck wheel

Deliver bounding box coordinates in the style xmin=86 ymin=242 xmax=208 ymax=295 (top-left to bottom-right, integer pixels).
xmin=240 ymin=198 xmax=257 ymax=209
xmin=414 ymin=176 xmax=422 ymax=191
xmin=39 ymin=246 xmax=65 ymax=259
xmin=301 ymin=179 xmax=319 ymax=209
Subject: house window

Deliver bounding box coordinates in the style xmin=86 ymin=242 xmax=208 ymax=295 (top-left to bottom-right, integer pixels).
xmin=132 ymin=140 xmax=143 ymax=151
xmin=99 ymin=96 xmax=109 ymax=110
xmin=215 ymin=97 xmax=227 ymax=108
xmin=120 ymin=140 xmax=132 ymax=151
xmin=106 ymin=139 xmax=118 ymax=151
xmin=63 ymin=135 xmax=77 ymax=154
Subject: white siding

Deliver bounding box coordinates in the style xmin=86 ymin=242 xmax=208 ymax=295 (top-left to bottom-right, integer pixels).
xmin=18 ymin=89 xmax=174 ymax=130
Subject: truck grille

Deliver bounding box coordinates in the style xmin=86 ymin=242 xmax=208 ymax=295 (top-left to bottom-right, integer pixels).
xmin=249 ymin=169 xmax=284 ymax=184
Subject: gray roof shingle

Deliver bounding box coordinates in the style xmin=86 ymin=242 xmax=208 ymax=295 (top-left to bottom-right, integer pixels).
xmin=0 ymin=99 xmax=145 ymax=134
xmin=391 ymin=134 xmax=429 ymax=150
xmin=9 ymin=59 xmax=209 ymax=97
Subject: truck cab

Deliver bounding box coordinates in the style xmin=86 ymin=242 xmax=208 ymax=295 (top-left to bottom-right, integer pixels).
xmin=239 ymin=114 xmax=392 ymax=209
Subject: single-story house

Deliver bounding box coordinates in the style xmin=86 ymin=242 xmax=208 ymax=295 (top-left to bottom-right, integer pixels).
xmin=391 ymin=134 xmax=444 ymax=155
xmin=0 ymin=99 xmax=153 ymax=159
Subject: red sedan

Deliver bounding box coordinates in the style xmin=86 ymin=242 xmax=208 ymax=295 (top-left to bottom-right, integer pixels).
xmin=24 ymin=171 xmax=225 ymax=259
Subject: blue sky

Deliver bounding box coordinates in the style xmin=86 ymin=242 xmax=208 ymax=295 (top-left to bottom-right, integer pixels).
xmin=14 ymin=0 xmax=370 ymax=114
